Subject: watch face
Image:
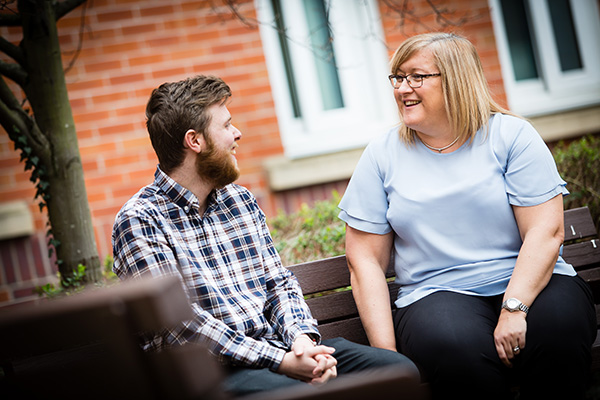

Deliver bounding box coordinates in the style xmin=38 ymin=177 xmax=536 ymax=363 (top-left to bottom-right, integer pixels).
xmin=507 ymin=298 xmax=519 ymax=309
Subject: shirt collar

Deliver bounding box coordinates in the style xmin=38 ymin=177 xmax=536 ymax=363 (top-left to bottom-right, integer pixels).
xmin=154 ymin=166 xmax=224 ymax=215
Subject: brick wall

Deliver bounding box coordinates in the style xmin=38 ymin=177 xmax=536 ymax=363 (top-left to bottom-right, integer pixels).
xmin=0 ymin=0 xmax=502 ymax=305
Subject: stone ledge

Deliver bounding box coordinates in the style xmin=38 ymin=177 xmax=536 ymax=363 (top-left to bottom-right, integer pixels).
xmin=264 ymin=148 xmax=363 ymax=191
xmin=0 ymin=201 xmax=34 ymax=241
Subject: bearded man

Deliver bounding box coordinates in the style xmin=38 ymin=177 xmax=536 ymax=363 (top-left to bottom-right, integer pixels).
xmin=111 ymin=75 xmax=418 ymax=397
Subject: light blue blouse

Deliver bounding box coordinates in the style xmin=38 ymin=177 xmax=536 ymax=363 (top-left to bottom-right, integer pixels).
xmin=338 ymin=113 xmax=575 ymax=308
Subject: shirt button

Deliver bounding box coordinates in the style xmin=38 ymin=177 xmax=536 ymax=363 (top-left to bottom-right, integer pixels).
xmin=184 ymin=206 xmax=189 ymax=212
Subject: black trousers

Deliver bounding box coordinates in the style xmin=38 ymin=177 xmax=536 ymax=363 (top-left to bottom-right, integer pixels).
xmin=394 ymin=274 xmax=597 ymax=400
xmin=222 ymin=337 xmax=419 ymax=396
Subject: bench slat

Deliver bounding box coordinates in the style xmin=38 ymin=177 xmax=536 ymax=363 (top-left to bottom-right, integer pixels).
xmin=563 ymin=241 xmax=600 ymax=271
xmin=288 ymin=255 xmax=350 ymax=295
xmin=317 ymin=317 xmax=369 ymax=344
xmin=306 ymin=284 xmax=400 ymax=323
xmin=564 ymin=207 xmax=598 ymax=241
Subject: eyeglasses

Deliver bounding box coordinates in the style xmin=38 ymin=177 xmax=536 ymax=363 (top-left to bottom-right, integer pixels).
xmin=388 ymin=73 xmax=441 ymax=89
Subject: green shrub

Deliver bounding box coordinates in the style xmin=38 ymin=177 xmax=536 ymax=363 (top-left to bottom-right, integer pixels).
xmin=552 ymin=134 xmax=600 ymax=231
xmin=269 ymin=191 xmax=346 ymax=266
xmin=34 ymin=255 xmax=118 ymax=298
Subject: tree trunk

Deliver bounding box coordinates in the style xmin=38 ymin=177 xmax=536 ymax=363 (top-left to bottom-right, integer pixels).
xmin=18 ymin=0 xmax=101 ymax=282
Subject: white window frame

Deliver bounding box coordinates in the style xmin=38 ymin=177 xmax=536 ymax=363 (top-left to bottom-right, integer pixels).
xmin=489 ymin=0 xmax=600 ymax=117
xmin=255 ymin=0 xmax=398 ymax=159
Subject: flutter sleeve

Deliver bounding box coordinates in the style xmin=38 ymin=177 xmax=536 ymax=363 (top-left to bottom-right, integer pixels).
xmin=498 ymin=116 xmax=569 ymax=206
xmin=338 ymin=138 xmax=392 ymax=234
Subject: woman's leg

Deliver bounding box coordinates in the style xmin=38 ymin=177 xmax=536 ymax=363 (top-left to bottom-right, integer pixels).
xmin=516 ymin=274 xmax=596 ymax=400
xmin=394 ymin=291 xmax=512 ymax=400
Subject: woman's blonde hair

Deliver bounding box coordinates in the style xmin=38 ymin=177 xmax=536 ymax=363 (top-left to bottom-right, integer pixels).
xmin=390 ymin=32 xmax=515 ymax=145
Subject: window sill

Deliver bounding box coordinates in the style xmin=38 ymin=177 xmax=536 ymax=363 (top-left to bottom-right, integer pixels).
xmin=264 ymin=148 xmax=363 ymax=191
xmin=0 ymin=201 xmax=34 ymax=241
xmin=529 ymin=105 xmax=600 ymax=142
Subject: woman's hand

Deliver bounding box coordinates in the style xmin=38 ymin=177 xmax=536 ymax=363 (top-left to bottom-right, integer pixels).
xmin=493 ymin=310 xmax=527 ymax=367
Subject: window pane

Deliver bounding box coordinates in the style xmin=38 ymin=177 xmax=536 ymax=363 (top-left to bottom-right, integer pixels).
xmin=500 ymin=0 xmax=539 ymax=80
xmin=272 ymin=0 xmax=302 ymax=118
xmin=547 ymin=0 xmax=582 ymax=72
xmin=303 ymin=0 xmax=344 ymax=110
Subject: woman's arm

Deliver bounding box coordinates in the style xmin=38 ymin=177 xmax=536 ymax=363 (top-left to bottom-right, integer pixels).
xmin=345 ymin=225 xmax=396 ymax=351
xmin=494 ymin=194 xmax=565 ymax=366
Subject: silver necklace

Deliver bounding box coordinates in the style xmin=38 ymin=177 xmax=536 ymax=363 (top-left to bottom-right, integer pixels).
xmin=419 ymin=136 xmax=459 ymax=153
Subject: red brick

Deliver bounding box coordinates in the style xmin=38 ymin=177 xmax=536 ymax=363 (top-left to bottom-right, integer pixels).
xmin=91 ymin=91 xmax=129 ymax=105
xmin=110 ymin=73 xmax=146 ymax=86
xmin=67 ymin=79 xmax=105 ymax=92
xmin=151 ymin=67 xmax=187 ymax=80
xmin=98 ymin=123 xmax=136 ymax=137
xmin=97 ymin=9 xmax=134 ymax=23
xmin=79 ymin=141 xmax=117 ymax=157
xmin=146 ymin=36 xmax=181 ymax=48
xmin=122 ymin=23 xmax=158 ymax=36
xmin=210 ymin=42 xmax=245 ymax=54
xmin=129 ymin=54 xmax=165 ymax=67
xmin=84 ymin=60 xmax=123 ymax=74
xmin=74 ymin=110 xmax=111 ymax=125
xmin=102 ymin=41 xmax=140 ymax=54
xmin=140 ymin=5 xmax=175 ymax=17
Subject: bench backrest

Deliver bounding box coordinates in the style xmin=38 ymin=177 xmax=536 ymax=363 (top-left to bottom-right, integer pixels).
xmin=0 ymin=276 xmax=225 ymax=400
xmin=289 ymin=206 xmax=600 ymax=345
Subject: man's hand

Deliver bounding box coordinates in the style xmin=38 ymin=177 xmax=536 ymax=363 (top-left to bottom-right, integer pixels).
xmin=277 ymin=335 xmax=337 ymax=383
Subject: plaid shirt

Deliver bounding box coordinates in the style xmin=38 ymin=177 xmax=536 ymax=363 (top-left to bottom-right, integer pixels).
xmin=112 ymin=167 xmax=320 ymax=371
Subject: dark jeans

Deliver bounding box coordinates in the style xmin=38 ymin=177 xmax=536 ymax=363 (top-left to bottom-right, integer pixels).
xmin=393 ymin=274 xmax=597 ymax=400
xmin=222 ymin=337 xmax=419 ymax=396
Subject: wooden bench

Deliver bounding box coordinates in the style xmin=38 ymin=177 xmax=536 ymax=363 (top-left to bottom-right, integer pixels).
xmin=1 ymin=206 xmax=596 ymax=399
xmin=0 ymin=277 xmax=423 ymax=400
xmin=288 ymin=206 xmax=600 ymax=368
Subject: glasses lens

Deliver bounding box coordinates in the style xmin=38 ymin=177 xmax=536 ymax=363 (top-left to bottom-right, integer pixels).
xmin=407 ymin=75 xmax=423 ymax=88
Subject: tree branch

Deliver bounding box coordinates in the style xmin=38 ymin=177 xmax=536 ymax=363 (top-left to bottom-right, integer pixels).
xmin=0 ymin=59 xmax=26 ymax=86
xmin=0 ymin=35 xmax=23 ymax=65
xmin=0 ymin=76 xmax=50 ymax=163
xmin=55 ymin=0 xmax=87 ymax=21
xmin=0 ymin=4 xmax=20 ymax=27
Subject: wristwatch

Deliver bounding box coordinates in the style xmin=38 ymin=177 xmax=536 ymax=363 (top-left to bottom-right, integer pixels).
xmin=501 ymin=298 xmax=529 ymax=314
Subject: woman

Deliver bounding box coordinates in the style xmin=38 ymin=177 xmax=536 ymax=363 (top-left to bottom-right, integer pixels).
xmin=338 ymin=32 xmax=596 ymax=399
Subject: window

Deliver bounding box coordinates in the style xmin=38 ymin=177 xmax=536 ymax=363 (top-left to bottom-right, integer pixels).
xmin=256 ymin=0 xmax=397 ymax=158
xmin=489 ymin=0 xmax=600 ymax=116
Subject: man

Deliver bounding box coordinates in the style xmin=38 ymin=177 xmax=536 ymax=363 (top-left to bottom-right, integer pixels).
xmin=112 ymin=75 xmax=418 ymax=396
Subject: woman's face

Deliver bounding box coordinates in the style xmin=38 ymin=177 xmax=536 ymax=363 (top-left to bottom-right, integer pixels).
xmin=394 ymin=48 xmax=451 ymax=139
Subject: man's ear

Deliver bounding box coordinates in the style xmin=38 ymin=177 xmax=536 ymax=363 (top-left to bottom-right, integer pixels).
xmin=183 ymin=129 xmax=205 ymax=154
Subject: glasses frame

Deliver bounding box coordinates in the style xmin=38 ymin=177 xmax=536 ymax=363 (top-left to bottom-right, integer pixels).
xmin=388 ymin=73 xmax=441 ymax=89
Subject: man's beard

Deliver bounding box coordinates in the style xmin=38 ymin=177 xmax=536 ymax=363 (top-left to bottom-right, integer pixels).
xmin=195 ymin=136 xmax=240 ymax=189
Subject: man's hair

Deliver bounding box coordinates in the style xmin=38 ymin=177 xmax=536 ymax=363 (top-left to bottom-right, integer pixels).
xmin=389 ymin=32 xmax=514 ymax=145
xmin=145 ymin=75 xmax=232 ymax=173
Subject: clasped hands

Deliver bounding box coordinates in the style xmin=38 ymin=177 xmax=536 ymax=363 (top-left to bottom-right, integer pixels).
xmin=277 ymin=334 xmax=337 ymax=385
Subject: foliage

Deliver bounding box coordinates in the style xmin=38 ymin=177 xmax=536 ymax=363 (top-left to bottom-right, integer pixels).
xmin=269 ymin=191 xmax=346 ymax=266
xmin=552 ymin=134 xmax=600 ymax=231
xmin=34 ymin=255 xmax=118 ymax=298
